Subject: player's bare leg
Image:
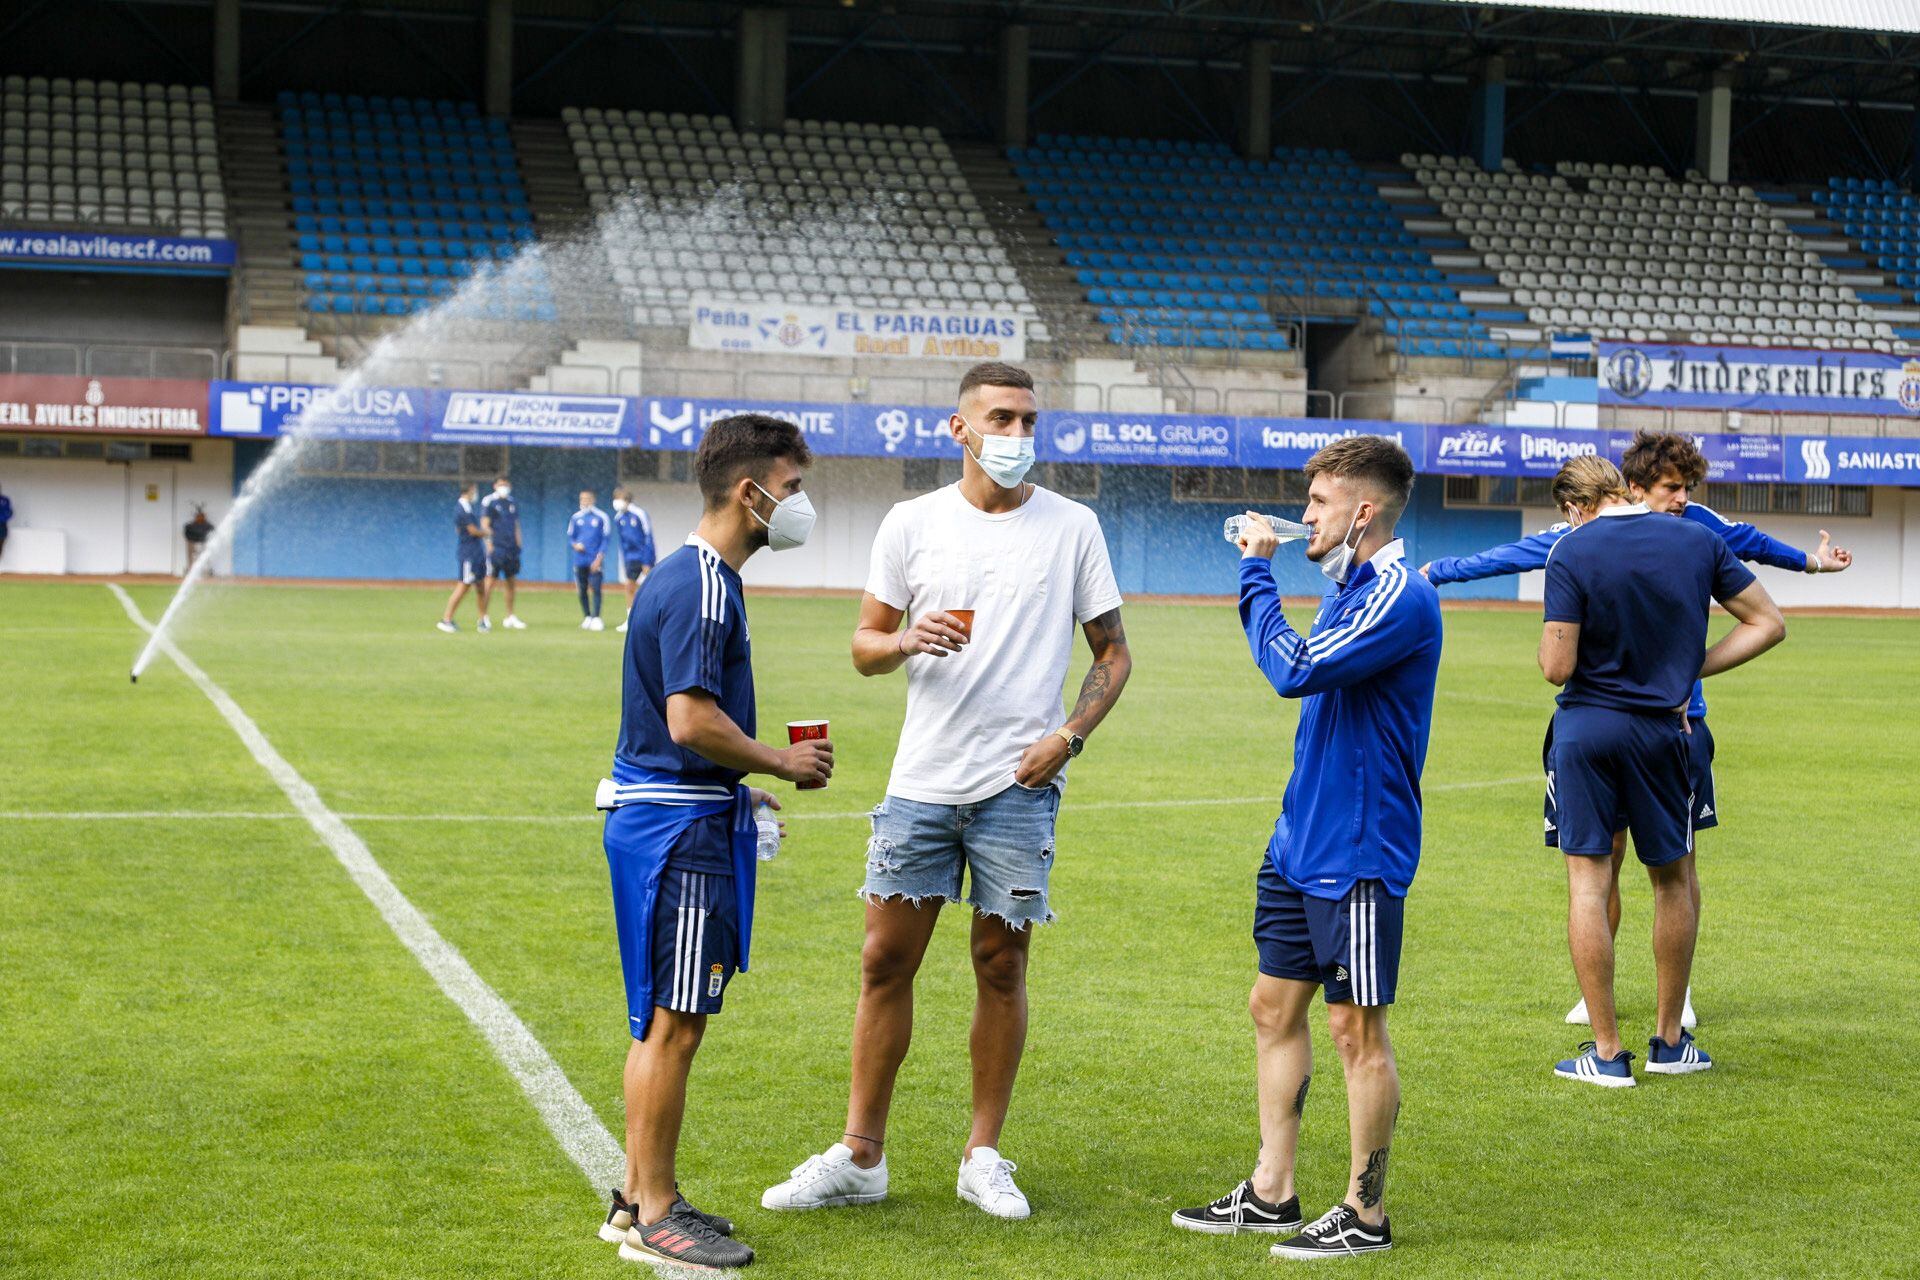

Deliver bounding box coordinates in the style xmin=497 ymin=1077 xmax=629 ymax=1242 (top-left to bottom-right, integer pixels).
xmin=964 ymin=912 xmax=1032 ymax=1157
xmin=440 ymin=581 xmax=469 ymax=624
xmin=1250 ymin=974 xmax=1316 ymax=1205
xmin=1648 ymin=854 xmax=1697 ymax=1047
xmin=843 ymin=895 xmax=943 ymax=1168
xmin=1566 ymin=854 xmax=1622 ymax=1057
xmin=622 ymin=1008 xmax=706 ymax=1223
xmin=1326 ymin=1002 xmax=1398 ymax=1227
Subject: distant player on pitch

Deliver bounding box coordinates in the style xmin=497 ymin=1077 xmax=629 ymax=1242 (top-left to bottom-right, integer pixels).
xmin=1174 ymin=437 xmax=1438 ymax=1260
xmin=480 ymin=474 xmax=527 ymax=629
xmin=762 ymin=361 xmax=1130 ymax=1221
xmin=569 ymin=489 xmax=612 ymax=632
xmin=436 ymin=481 xmax=490 ymax=634
xmin=1422 ymin=431 xmax=1851 ymax=1028
xmin=596 ymin=413 xmax=833 ymax=1270
xmin=612 ymin=486 xmax=656 ymax=633
xmin=1540 ymin=456 xmax=1785 ymax=1086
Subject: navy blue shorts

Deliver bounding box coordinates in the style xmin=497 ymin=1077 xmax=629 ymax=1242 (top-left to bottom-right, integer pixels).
xmin=488 ymin=546 xmax=520 ymax=579
xmin=458 ymin=546 xmax=485 ymax=584
xmin=606 ymin=806 xmax=740 ymax=1038
xmin=1548 ymin=704 xmax=1695 ymax=866
xmin=1544 ymin=715 xmax=1717 ymax=846
xmin=1254 ymin=859 xmax=1403 ymax=1006
xmin=624 ymin=558 xmax=650 ymax=582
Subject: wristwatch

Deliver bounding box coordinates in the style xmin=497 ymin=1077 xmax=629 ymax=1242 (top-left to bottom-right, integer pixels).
xmin=1054 ymin=728 xmax=1085 ymax=757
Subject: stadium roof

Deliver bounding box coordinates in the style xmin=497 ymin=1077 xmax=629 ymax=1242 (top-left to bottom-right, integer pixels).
xmin=1424 ymin=0 xmax=1920 ymax=36
xmin=1425 ymin=1 xmax=1920 ymax=36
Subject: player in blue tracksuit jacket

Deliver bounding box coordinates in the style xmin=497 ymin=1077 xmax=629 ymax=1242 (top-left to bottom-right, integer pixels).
xmin=568 ymin=491 xmax=612 ymax=630
xmin=1173 ymin=438 xmax=1438 ymax=1260
xmin=1537 ymin=455 xmax=1784 ymax=1086
xmin=597 ymin=413 xmax=830 ymax=1270
xmin=612 ymin=486 xmax=657 ymax=633
xmin=1419 ymin=431 xmax=1852 ymax=1030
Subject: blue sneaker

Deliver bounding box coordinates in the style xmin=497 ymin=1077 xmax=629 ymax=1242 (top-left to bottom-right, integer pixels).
xmin=1554 ymin=1042 xmax=1636 ymax=1088
xmin=1645 ymin=1030 xmax=1712 ymax=1075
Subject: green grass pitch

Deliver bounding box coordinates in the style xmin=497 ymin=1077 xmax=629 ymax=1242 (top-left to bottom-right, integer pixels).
xmin=3 ymin=580 xmax=1917 ymax=1279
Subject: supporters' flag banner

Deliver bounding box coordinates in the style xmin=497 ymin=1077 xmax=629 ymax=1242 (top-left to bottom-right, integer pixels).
xmin=0 ymin=230 xmax=236 ymax=274
xmin=688 ymin=296 xmax=1027 ymax=362
xmin=0 ymin=375 xmax=207 ymax=434
xmin=210 ymin=381 xmax=426 ymax=440
xmin=426 ymin=390 xmax=637 ymax=449
xmin=1549 ymin=333 xmax=1593 ymax=359
xmin=1598 ymin=341 xmax=1920 ymax=417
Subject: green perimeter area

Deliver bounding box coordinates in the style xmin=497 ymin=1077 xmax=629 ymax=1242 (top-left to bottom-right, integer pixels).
xmin=3 ymin=580 xmax=1917 ymax=1279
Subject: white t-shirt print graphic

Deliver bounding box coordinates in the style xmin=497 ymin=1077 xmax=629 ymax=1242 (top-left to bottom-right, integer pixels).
xmin=865 ymin=483 xmax=1124 ymax=806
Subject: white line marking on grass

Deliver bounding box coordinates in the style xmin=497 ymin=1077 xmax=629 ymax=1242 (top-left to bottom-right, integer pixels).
xmin=5 ymin=777 xmax=1541 ymax=825
xmin=106 ymin=584 xmax=625 ymax=1192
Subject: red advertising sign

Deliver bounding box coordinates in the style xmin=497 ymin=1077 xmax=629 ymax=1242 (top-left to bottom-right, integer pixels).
xmin=0 ymin=375 xmax=209 ymax=435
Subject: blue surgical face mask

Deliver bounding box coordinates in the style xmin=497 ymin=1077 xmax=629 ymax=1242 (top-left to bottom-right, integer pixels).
xmin=963 ymin=421 xmax=1036 ymax=489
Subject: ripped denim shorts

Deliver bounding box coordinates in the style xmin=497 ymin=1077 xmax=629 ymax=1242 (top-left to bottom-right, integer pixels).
xmin=860 ymin=782 xmax=1061 ymax=928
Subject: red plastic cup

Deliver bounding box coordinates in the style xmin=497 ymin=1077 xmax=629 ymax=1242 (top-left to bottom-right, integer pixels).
xmin=947 ymin=608 xmax=974 ymax=640
xmin=788 ymin=719 xmax=830 ymax=790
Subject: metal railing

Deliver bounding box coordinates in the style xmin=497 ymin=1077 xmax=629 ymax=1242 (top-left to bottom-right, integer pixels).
xmin=0 ymin=339 xmax=221 ymax=380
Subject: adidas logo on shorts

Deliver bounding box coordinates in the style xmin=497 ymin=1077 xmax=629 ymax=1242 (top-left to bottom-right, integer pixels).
xmin=1335 ymin=965 xmax=1348 ymax=982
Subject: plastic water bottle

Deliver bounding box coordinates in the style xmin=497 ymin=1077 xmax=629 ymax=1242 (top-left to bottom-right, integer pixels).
xmin=754 ymin=802 xmax=782 ymax=862
xmin=1223 ymin=513 xmax=1312 ymax=545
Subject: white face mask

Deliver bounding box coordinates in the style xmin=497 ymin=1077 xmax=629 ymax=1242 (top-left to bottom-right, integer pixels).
xmin=494 ymin=485 xmax=510 ymax=498
xmin=749 ymin=481 xmax=816 ymax=551
xmin=963 ymin=422 xmax=1036 ymax=490
xmin=1318 ymin=509 xmax=1369 ymax=586
xmin=612 ymin=499 xmax=628 ymax=512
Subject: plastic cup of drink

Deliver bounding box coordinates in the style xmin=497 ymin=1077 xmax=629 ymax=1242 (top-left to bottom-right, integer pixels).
xmin=947 ymin=609 xmax=974 ymax=640
xmin=788 ymin=719 xmax=829 ymax=790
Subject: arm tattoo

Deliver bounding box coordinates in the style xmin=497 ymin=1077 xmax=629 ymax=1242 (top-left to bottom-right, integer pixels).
xmin=1069 ymin=660 xmax=1114 ymax=724
xmin=1292 ymin=1074 xmax=1311 ymax=1118
xmin=1356 ymin=1147 xmax=1389 ymax=1209
xmin=1085 ymin=607 xmax=1127 ymax=648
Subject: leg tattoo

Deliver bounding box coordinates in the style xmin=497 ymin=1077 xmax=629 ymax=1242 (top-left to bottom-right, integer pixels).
xmin=1292 ymin=1074 xmax=1311 ymax=1118
xmin=1356 ymin=1147 xmax=1389 ymax=1209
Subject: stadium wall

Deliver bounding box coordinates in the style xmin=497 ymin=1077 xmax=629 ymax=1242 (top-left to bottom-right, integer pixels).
xmin=0 ymin=440 xmax=233 ymax=576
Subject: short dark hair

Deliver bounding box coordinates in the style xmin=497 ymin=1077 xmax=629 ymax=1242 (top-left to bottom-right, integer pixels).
xmin=1304 ymin=435 xmax=1416 ymax=519
xmin=460 ymin=480 xmax=477 ymax=494
xmin=494 ymin=474 xmax=509 ymax=484
xmin=958 ymin=362 xmax=1034 ymax=406
xmin=1619 ymin=430 xmax=1706 ymax=490
xmin=697 ymin=413 xmax=814 ymax=510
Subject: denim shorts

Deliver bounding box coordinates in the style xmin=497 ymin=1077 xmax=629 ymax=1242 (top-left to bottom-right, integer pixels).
xmin=860 ymin=783 xmax=1061 ymax=928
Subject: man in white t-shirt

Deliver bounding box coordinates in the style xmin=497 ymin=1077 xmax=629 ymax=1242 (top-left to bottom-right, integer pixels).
xmin=762 ymin=362 xmax=1132 ymax=1222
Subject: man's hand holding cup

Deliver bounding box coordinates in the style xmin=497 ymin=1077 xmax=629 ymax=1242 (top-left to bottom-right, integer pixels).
xmin=782 ymin=719 xmax=834 ymax=790
xmin=898 ymin=611 xmax=970 ymax=658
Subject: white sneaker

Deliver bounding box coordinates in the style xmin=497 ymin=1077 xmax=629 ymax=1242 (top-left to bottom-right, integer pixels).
xmin=1566 ymin=992 xmax=1695 ymax=1028
xmin=590 ymin=616 xmax=606 ymax=632
xmin=761 ymin=1143 xmax=888 ymax=1211
xmin=1682 ymin=987 xmax=1698 ymax=1031
xmin=1566 ymin=997 xmax=1589 ymax=1025
xmin=503 ymin=615 xmax=527 ymax=630
xmin=477 ymin=618 xmax=491 ymax=634
xmin=435 ymin=619 xmax=457 ymax=633
xmin=957 ymin=1146 xmax=1030 ymax=1220
xmin=616 ymin=621 xmax=628 ymax=633
xmin=579 ymin=617 xmax=593 ymax=630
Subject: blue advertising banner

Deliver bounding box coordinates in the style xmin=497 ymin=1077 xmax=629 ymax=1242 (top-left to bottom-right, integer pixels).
xmin=1788 ymin=436 xmax=1920 ymax=485
xmin=1598 ymin=341 xmax=1920 ymax=418
xmin=0 ymin=229 xmax=236 ymax=274
xmin=427 ymin=390 xmax=637 ymax=449
xmin=208 ymin=383 xmax=1920 ymax=487
xmin=210 ymin=381 xmax=426 ymax=440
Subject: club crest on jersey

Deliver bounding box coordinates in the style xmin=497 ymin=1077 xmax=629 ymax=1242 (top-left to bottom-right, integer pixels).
xmin=708 ymin=963 xmax=724 ymax=997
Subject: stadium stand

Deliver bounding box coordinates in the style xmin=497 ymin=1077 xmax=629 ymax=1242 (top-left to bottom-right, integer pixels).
xmin=566 ymin=107 xmax=1043 ymax=339
xmin=0 ymin=74 xmax=225 ymax=236
xmin=1798 ymin=177 xmax=1920 ymax=348
xmin=280 ymin=91 xmax=550 ymax=323
xmin=1009 ymin=133 xmax=1499 ymax=358
xmin=1410 ymin=153 xmax=1896 ymax=352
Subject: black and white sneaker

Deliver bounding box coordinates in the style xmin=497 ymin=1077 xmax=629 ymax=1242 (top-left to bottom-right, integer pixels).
xmin=1270 ymin=1204 xmax=1391 ymax=1259
xmin=1171 ymin=1179 xmax=1303 ymax=1234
